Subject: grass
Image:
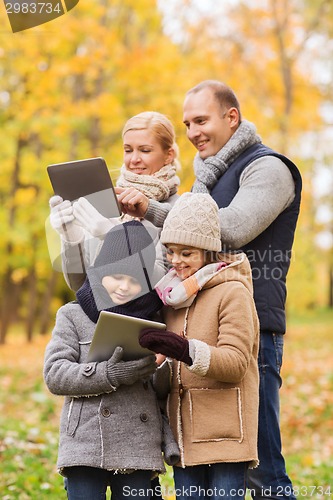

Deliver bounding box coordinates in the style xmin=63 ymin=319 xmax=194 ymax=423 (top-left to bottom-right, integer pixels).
xmin=278 ymin=309 xmax=333 ymax=493
xmin=0 ymin=309 xmax=332 ymax=499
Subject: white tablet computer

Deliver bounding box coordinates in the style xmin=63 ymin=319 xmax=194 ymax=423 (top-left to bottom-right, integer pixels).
xmin=87 ymin=311 xmax=166 ymax=362
xmin=47 ymin=157 xmax=121 ymax=219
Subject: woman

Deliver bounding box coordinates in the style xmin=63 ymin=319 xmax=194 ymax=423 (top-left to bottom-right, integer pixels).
xmin=49 ymin=111 xmax=180 ymax=291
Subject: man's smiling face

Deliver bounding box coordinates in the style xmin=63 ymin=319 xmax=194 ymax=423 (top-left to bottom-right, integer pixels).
xmin=183 ymin=87 xmax=234 ymax=160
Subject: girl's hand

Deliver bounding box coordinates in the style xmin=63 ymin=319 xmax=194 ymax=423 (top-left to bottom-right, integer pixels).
xmin=155 ymin=353 xmax=166 ymax=365
xmin=139 ymin=328 xmax=192 ymax=366
xmin=115 ymin=187 xmax=149 ymax=218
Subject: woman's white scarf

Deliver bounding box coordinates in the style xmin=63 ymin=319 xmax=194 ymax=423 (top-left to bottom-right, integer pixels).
xmin=155 ymin=262 xmax=227 ymax=310
xmin=116 ymin=163 xmax=180 ymax=201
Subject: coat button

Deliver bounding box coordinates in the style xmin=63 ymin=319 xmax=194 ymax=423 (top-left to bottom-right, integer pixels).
xmin=84 ymin=365 xmax=93 ymax=372
xmin=101 ymin=407 xmax=111 ymax=418
xmin=140 ymin=412 xmax=148 ymax=422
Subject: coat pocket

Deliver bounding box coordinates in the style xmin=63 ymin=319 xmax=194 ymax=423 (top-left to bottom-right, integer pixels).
xmin=189 ymin=388 xmax=243 ymax=442
xmin=66 ymin=398 xmax=83 ymax=437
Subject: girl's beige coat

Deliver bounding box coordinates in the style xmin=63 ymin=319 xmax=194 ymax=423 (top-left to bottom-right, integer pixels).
xmin=165 ymin=253 xmax=260 ymax=468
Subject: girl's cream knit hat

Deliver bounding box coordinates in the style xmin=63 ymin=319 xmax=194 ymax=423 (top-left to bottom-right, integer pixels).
xmin=160 ymin=192 xmax=221 ymax=251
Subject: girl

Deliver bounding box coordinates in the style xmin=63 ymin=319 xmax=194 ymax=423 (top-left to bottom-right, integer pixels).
xmin=48 ymin=111 xmax=180 ymax=291
xmin=44 ymin=220 xmax=179 ymax=500
xmin=139 ymin=193 xmax=260 ymax=500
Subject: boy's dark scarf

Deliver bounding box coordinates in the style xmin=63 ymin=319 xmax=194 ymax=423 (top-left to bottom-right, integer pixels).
xmin=76 ymin=276 xmax=163 ymax=323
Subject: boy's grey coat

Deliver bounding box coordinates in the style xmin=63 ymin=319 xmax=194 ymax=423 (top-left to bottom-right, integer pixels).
xmin=44 ymin=303 xmax=171 ymax=475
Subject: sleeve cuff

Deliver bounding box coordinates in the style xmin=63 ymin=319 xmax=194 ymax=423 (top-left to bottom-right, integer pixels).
xmin=187 ymin=339 xmax=211 ymax=376
xmin=61 ymin=234 xmax=85 ymax=247
xmin=146 ymin=200 xmax=170 ymax=227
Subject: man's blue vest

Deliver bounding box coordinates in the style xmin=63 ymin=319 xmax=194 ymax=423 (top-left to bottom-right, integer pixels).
xmin=210 ymin=143 xmax=302 ymax=334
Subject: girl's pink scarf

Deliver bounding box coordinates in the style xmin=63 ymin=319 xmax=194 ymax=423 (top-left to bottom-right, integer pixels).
xmin=155 ymin=262 xmax=227 ymax=310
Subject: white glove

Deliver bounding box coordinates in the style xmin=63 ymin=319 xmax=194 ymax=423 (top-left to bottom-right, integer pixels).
xmin=73 ymin=197 xmax=115 ymax=239
xmin=49 ymin=195 xmax=84 ymax=243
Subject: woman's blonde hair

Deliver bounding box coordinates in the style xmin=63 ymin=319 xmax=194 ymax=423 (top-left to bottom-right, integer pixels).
xmin=122 ymin=111 xmax=181 ymax=170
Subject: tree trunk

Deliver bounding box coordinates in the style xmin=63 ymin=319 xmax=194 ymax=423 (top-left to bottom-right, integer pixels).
xmin=39 ymin=270 xmax=59 ymax=335
xmin=1 ymin=135 xmax=27 ymax=343
xmin=0 ymin=268 xmax=20 ymax=344
xmin=329 ymin=263 xmax=333 ymax=308
xmin=26 ymin=265 xmax=37 ymax=342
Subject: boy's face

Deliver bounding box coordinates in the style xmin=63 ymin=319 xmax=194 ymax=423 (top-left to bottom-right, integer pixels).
xmin=102 ymin=274 xmax=142 ymax=305
xmin=166 ymin=244 xmax=206 ymax=280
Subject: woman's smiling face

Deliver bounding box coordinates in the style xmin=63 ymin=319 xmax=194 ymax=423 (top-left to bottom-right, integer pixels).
xmin=123 ymin=129 xmax=174 ymax=176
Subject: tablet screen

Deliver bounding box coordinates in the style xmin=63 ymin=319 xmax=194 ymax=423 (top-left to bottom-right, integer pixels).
xmin=87 ymin=311 xmax=166 ymax=362
xmin=47 ymin=157 xmax=121 ymax=219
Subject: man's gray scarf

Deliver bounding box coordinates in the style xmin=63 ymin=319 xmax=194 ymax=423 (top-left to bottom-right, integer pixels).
xmin=192 ymin=120 xmax=262 ymax=193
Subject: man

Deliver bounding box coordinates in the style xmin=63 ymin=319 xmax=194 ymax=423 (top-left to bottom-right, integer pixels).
xmin=116 ymin=80 xmax=302 ymax=499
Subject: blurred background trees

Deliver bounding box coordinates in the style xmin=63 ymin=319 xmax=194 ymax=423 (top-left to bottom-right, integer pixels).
xmin=0 ymin=0 xmax=332 ymax=342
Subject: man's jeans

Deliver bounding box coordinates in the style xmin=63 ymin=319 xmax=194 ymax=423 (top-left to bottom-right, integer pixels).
xmin=65 ymin=466 xmax=152 ymax=500
xmin=247 ymin=332 xmax=296 ymax=500
xmin=173 ymin=462 xmax=248 ymax=499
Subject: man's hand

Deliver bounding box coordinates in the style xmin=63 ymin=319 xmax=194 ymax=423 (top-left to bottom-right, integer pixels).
xmin=115 ymin=187 xmax=149 ymax=218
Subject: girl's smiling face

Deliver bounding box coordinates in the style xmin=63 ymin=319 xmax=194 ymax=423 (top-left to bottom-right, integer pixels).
xmin=102 ymin=274 xmax=142 ymax=305
xmin=166 ymin=244 xmax=206 ymax=280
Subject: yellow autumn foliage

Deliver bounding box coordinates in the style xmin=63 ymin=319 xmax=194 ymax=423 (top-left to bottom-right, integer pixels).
xmin=0 ymin=0 xmax=332 ymax=339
